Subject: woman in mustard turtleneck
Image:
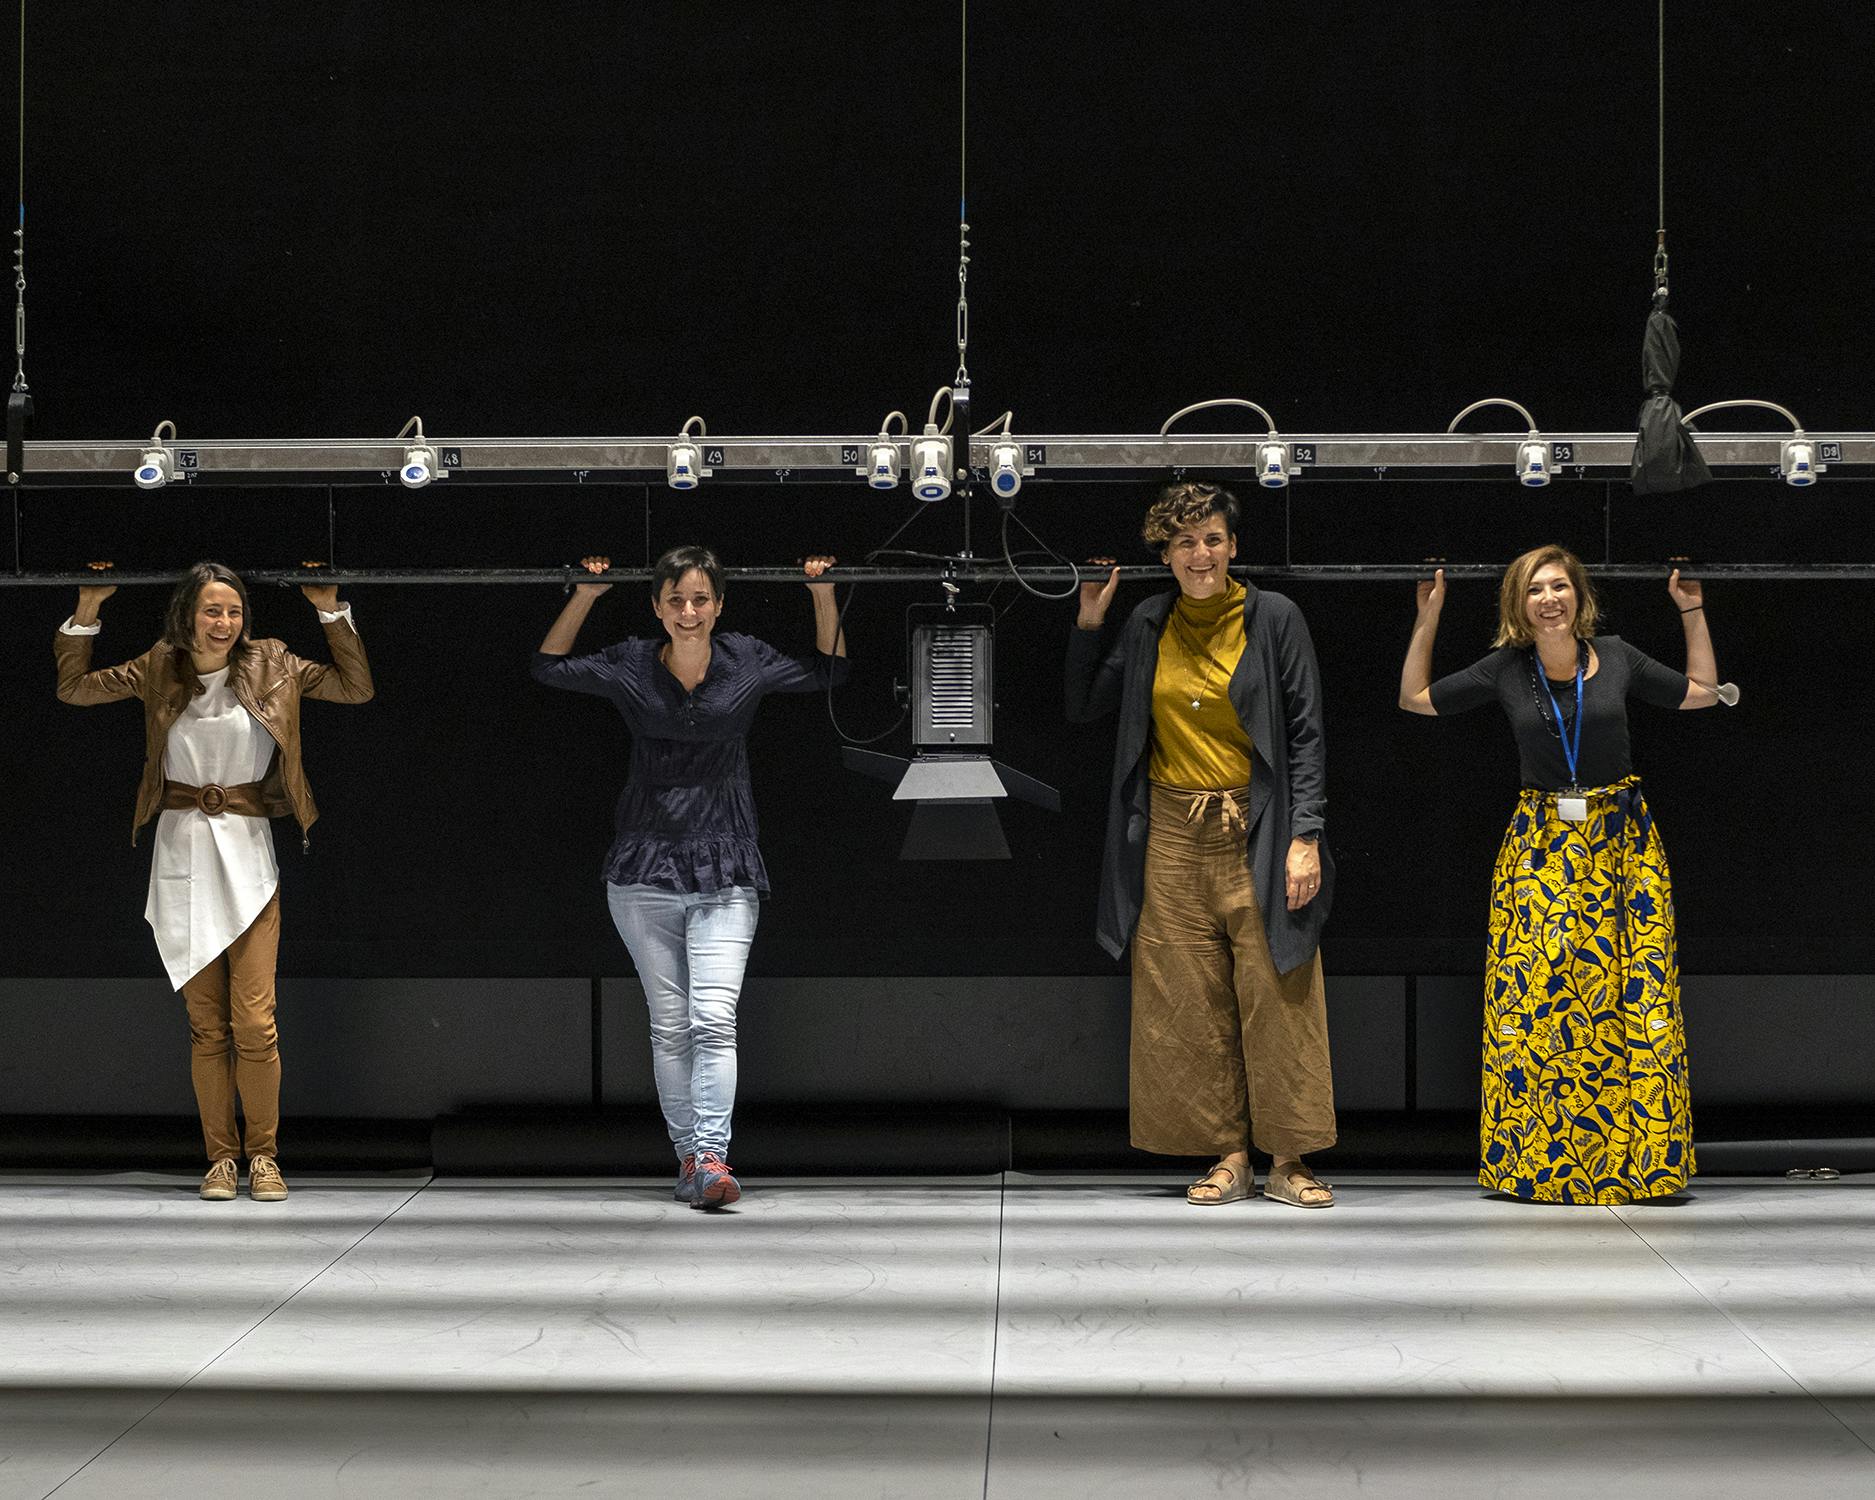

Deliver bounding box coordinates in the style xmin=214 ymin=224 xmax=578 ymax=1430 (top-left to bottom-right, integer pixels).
xmin=1066 ymin=482 xmax=1337 ymax=1208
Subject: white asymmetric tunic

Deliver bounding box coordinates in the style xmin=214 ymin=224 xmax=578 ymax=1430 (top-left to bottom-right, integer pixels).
xmin=145 ymin=667 xmax=281 ymax=991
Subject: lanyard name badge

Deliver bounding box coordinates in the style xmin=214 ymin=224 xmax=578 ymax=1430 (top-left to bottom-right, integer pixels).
xmin=1538 ymin=649 xmax=1589 ymax=821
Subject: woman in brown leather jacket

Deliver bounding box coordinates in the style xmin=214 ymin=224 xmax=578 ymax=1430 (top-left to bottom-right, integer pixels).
xmin=54 ymin=563 xmax=373 ymax=1202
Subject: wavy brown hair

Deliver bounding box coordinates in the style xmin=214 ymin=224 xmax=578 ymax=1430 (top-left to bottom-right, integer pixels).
xmin=1493 ymin=544 xmax=1599 ymax=648
xmin=162 ymin=561 xmax=254 ymax=695
xmin=1141 ymin=481 xmax=1240 ymax=551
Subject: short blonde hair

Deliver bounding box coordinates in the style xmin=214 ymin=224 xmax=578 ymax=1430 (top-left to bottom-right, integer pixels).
xmin=1494 ymin=544 xmax=1599 ymax=647
xmin=1141 ymin=481 xmax=1239 ymax=551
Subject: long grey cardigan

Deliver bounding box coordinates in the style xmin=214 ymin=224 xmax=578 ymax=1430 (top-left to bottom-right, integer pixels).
xmin=1064 ymin=582 xmax=1333 ymax=972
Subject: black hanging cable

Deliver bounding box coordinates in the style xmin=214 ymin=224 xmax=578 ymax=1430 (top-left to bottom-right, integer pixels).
xmin=999 ymin=506 xmax=1081 ymax=601
xmin=821 ymin=503 xmax=929 ymax=746
xmin=990 ymin=548 xmax=1084 ymax=619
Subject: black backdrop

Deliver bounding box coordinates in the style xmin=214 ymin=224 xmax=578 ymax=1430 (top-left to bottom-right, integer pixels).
xmin=4 ymin=2 xmax=1871 ymax=985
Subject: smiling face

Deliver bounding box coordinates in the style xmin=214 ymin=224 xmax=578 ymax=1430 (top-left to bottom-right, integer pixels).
xmin=192 ymin=581 xmax=245 ymax=660
xmin=1524 ymin=563 xmax=1578 ymax=640
xmin=1162 ymin=512 xmax=1238 ymax=600
xmin=653 ymin=567 xmax=723 ymax=645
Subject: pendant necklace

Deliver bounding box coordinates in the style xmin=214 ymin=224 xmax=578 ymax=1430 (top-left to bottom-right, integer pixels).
xmin=1174 ymin=612 xmax=1226 ymax=711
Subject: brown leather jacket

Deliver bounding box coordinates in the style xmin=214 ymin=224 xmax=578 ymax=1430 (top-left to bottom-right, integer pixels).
xmin=54 ymin=617 xmax=374 ymax=846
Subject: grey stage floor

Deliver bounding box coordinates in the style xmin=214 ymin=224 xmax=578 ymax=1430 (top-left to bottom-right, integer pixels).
xmin=1 ymin=1172 xmax=1871 ymax=1499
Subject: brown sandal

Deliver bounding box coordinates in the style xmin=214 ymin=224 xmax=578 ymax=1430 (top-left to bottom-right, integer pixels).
xmin=1263 ymin=1166 xmax=1335 ymax=1209
xmin=1186 ymin=1161 xmax=1252 ymax=1205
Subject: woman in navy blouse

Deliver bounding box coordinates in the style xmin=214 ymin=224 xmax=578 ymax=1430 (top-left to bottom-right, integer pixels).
xmin=534 ymin=546 xmax=847 ymax=1209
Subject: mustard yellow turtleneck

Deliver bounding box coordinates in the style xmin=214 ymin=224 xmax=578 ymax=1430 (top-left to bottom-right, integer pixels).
xmin=1148 ymin=579 xmax=1252 ymax=789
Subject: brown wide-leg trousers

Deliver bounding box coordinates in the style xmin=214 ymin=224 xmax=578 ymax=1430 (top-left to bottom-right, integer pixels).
xmin=178 ymin=891 xmax=282 ymax=1163
xmin=1129 ymin=785 xmax=1336 ymax=1158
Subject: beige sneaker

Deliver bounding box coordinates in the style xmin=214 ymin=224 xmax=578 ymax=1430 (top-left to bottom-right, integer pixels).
xmin=248 ymin=1154 xmax=289 ymax=1202
xmin=199 ymin=1158 xmax=238 ymax=1201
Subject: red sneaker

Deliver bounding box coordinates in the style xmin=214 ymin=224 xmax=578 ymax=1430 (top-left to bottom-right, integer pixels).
xmin=690 ymin=1151 xmax=741 ymax=1209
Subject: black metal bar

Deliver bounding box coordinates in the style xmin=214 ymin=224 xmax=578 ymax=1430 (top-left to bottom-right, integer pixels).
xmin=6 ymin=561 xmax=1875 ymax=589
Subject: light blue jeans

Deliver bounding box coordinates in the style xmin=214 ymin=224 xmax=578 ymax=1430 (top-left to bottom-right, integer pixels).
xmin=606 ymin=882 xmax=760 ymax=1161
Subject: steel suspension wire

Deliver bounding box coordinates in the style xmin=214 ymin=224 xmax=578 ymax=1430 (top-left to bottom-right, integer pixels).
xmin=11 ymin=0 xmax=24 ymax=393
xmin=1654 ymin=0 xmax=1669 ymax=292
xmin=954 ymin=0 xmax=971 ymax=387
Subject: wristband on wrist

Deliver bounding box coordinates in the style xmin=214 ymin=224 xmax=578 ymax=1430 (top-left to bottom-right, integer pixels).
xmin=1680 ymin=605 xmax=1704 ymax=615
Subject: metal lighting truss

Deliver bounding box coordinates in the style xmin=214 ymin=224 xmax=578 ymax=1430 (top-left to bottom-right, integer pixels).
xmin=15 ymin=429 xmax=1875 ymax=487
xmin=10 ymin=427 xmax=1875 ymax=587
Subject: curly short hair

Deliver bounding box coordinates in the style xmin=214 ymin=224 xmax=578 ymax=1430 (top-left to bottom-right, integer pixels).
xmin=1141 ymin=481 xmax=1240 ymax=551
xmin=1494 ymin=544 xmax=1600 ymax=647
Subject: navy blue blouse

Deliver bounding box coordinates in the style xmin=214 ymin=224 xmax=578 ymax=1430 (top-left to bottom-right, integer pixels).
xmin=532 ymin=633 xmax=849 ymax=894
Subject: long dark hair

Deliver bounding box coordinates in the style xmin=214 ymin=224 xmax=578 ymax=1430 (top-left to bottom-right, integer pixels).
xmin=163 ymin=561 xmax=254 ymax=695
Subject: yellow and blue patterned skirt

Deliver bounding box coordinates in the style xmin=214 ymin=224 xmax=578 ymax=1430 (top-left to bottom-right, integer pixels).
xmin=1481 ymin=776 xmax=1695 ymax=1204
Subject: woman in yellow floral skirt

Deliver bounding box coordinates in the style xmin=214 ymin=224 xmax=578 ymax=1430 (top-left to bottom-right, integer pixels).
xmin=1397 ymin=546 xmax=1722 ymax=1204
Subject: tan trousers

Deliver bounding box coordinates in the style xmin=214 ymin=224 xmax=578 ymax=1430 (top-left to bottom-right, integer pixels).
xmin=1129 ymin=785 xmax=1336 ymax=1159
xmin=179 ymin=892 xmax=282 ymax=1163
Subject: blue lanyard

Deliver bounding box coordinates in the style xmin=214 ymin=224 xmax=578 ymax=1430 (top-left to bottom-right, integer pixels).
xmin=1537 ymin=648 xmax=1585 ymax=787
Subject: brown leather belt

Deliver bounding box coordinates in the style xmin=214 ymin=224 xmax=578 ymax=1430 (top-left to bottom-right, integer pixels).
xmin=161 ymin=779 xmax=270 ymax=817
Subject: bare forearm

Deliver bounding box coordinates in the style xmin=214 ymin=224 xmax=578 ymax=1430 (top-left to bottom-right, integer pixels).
xmin=1682 ymin=609 xmax=1717 ymax=705
xmin=812 ymin=592 xmax=846 ymax=657
xmin=539 ymin=593 xmax=599 ymax=655
xmin=1399 ymin=613 xmax=1440 ymax=714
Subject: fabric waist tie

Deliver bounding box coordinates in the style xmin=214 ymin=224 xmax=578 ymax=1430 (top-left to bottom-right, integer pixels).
xmin=1152 ymin=783 xmax=1250 ymax=837
xmin=161 ymin=779 xmax=270 ymax=817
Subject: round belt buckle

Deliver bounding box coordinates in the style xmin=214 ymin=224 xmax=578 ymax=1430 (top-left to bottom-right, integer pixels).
xmin=198 ymin=783 xmax=229 ymax=815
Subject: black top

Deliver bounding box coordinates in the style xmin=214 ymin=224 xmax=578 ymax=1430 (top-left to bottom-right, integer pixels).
xmin=1428 ymin=635 xmax=1688 ymax=790
xmin=532 ymin=633 xmax=848 ymax=893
